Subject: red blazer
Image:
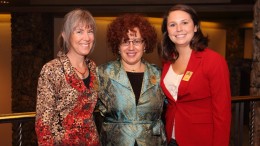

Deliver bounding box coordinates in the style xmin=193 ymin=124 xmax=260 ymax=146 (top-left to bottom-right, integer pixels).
xmin=161 ymin=49 xmax=231 ymax=146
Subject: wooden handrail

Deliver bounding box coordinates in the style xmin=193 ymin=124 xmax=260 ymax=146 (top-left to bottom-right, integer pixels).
xmin=232 ymin=96 xmax=260 ymax=102
xmin=0 ymin=112 xmax=35 ymax=123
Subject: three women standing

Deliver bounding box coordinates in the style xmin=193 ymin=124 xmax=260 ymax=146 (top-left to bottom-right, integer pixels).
xmin=35 ymin=5 xmax=231 ymax=146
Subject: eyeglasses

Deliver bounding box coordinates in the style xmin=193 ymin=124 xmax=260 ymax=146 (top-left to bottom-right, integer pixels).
xmin=121 ymin=39 xmax=144 ymax=47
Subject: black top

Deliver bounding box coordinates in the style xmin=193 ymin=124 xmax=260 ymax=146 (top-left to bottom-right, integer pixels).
xmin=126 ymin=72 xmax=144 ymax=104
xmin=83 ymin=73 xmax=90 ymax=88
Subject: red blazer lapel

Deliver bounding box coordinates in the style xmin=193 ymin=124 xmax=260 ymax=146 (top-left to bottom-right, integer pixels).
xmin=178 ymin=50 xmax=202 ymax=97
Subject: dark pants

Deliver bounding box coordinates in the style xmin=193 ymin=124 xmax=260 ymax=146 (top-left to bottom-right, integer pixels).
xmin=168 ymin=138 xmax=178 ymax=146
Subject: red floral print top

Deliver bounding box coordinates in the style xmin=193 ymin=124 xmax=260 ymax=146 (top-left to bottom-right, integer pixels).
xmin=35 ymin=52 xmax=100 ymax=146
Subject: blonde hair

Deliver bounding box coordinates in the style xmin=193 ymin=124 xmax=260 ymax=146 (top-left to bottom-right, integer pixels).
xmin=57 ymin=9 xmax=96 ymax=54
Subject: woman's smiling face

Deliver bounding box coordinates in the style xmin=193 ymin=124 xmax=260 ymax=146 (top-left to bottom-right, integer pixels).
xmin=67 ymin=23 xmax=95 ymax=56
xmin=167 ymin=10 xmax=197 ymax=48
xmin=119 ymin=27 xmax=145 ymax=66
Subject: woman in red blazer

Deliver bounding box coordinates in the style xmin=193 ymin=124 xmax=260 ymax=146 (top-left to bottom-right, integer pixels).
xmin=159 ymin=4 xmax=231 ymax=146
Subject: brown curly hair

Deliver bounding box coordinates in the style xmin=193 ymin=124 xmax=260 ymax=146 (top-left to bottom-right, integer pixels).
xmin=106 ymin=13 xmax=157 ymax=55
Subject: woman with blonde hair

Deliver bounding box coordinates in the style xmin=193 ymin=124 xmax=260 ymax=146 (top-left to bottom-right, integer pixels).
xmin=35 ymin=9 xmax=100 ymax=145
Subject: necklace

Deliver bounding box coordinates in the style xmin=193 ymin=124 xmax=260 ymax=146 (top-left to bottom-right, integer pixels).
xmin=123 ymin=63 xmax=142 ymax=72
xmin=124 ymin=66 xmax=135 ymax=72
xmin=73 ymin=67 xmax=88 ymax=76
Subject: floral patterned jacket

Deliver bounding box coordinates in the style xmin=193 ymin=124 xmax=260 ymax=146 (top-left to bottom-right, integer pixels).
xmin=96 ymin=59 xmax=167 ymax=146
xmin=35 ymin=52 xmax=100 ymax=146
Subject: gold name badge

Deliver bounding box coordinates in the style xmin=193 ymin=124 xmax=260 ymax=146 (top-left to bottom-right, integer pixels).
xmin=182 ymin=71 xmax=193 ymax=81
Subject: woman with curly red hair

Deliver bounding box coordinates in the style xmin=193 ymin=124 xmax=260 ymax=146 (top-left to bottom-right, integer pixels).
xmin=96 ymin=13 xmax=167 ymax=146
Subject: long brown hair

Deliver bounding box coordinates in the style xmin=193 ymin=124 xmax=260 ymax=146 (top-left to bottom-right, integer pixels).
xmin=160 ymin=4 xmax=208 ymax=62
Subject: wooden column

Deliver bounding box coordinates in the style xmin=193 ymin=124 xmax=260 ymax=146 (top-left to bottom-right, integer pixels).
xmin=11 ymin=12 xmax=53 ymax=145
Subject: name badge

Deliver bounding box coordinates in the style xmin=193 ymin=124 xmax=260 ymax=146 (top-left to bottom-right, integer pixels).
xmin=182 ymin=71 xmax=193 ymax=81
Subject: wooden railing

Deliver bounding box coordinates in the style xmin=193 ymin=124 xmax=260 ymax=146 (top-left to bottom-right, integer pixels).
xmin=0 ymin=112 xmax=35 ymax=146
xmin=0 ymin=112 xmax=35 ymax=123
xmin=0 ymin=96 xmax=260 ymax=146
xmin=231 ymin=96 xmax=260 ymax=146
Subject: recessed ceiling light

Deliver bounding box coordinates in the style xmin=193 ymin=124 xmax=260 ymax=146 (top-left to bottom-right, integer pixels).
xmin=0 ymin=1 xmax=10 ymax=4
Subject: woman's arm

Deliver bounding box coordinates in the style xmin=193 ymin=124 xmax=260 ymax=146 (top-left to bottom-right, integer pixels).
xmin=35 ymin=64 xmax=56 ymax=145
xmin=208 ymin=54 xmax=231 ymax=146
